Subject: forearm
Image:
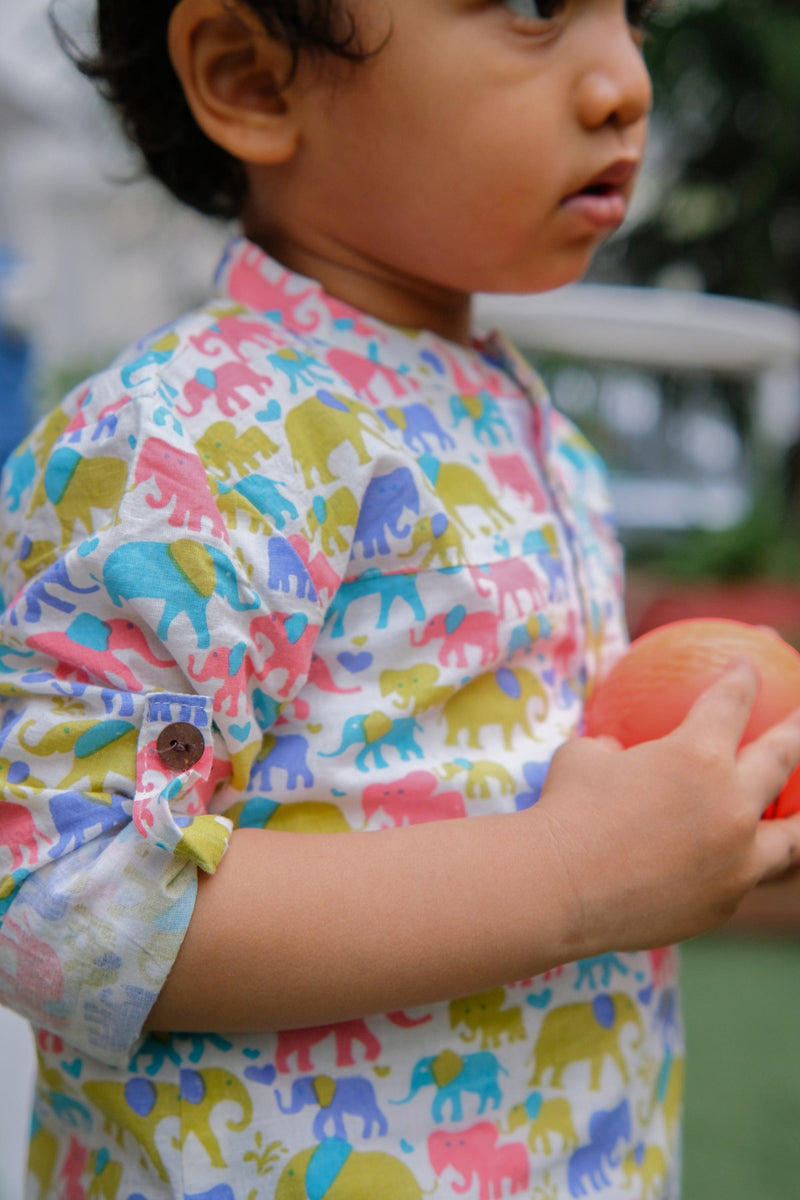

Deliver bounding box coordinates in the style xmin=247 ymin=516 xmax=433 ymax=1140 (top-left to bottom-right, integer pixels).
xmin=145 ymin=810 xmax=580 ymax=1033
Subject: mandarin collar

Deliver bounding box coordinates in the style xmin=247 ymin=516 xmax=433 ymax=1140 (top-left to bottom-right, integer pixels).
xmin=215 ymin=236 xmax=548 ymax=408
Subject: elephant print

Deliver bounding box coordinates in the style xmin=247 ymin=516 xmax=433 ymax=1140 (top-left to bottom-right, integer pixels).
xmin=361 ymin=769 xmax=466 ymax=827
xmin=275 ymin=1138 xmax=424 ymax=1200
xmin=441 ymin=666 xmax=549 ymax=752
xmin=178 ymin=361 xmax=272 ymax=417
xmin=82 ymin=1068 xmax=253 ymax=1180
xmin=400 ymin=511 xmax=466 ymax=567
xmin=353 ymin=467 xmax=420 ymax=558
xmin=428 ymin=1122 xmax=529 ymax=1200
xmin=195 ymin=419 xmax=279 ymax=479
xmin=26 ymin=447 xmax=128 ymax=548
xmin=321 ymin=711 xmax=424 ymax=772
xmin=410 ymin=603 xmax=500 ymax=669
xmin=103 ymin=538 xmax=260 ymax=649
xmin=283 ymin=389 xmax=388 ymax=487
xmin=304 ymin=486 xmax=359 ymax=556
xmin=566 ymin=1099 xmax=632 ymax=1198
xmin=449 ymin=390 xmax=513 ymax=446
xmin=274 ymin=1074 xmax=388 ymax=1141
xmin=379 ymin=663 xmax=453 ymax=715
xmin=622 ymin=1142 xmax=668 ymax=1199
xmin=190 ymin=310 xmax=281 ymax=363
xmin=326 ymin=346 xmax=415 ymax=406
xmin=487 ymin=452 xmax=550 ymax=511
xmin=417 ymin=454 xmax=512 ymax=535
xmin=378 ymin=401 xmax=455 ymax=455
xmin=530 ymin=994 xmax=644 ymax=1091
xmin=275 ymin=1020 xmax=382 ymax=1074
xmin=392 ymin=1049 xmax=507 ymax=1124
xmin=27 ymin=613 xmax=175 ymax=692
xmin=134 ymin=436 xmax=227 ymax=538
xmin=325 ymin=569 xmax=425 ymax=638
xmin=506 ymin=1091 xmax=579 ymax=1156
xmin=449 ymin=988 xmax=527 ymax=1050
xmin=249 ymin=733 xmax=314 ymax=792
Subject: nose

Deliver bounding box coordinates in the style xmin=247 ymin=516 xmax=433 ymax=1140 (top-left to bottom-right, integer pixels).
xmin=575 ymin=18 xmax=653 ymax=131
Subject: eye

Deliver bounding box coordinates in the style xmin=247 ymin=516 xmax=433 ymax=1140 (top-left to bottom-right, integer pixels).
xmin=502 ymin=0 xmax=565 ymax=20
xmin=626 ymin=0 xmax=666 ymax=30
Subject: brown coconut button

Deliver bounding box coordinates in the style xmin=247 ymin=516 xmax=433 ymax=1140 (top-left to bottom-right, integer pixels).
xmin=156 ymin=723 xmax=205 ymax=771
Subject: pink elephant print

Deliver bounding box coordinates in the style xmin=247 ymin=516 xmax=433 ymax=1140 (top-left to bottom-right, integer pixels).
xmin=191 ymin=312 xmax=279 ymax=362
xmin=410 ymin=604 xmax=499 ymax=669
xmin=488 ymin=453 xmax=549 ymax=511
xmin=0 ymin=800 xmax=52 ymax=870
xmin=27 ymin=613 xmax=174 ymax=691
xmin=178 ymin=362 xmax=272 ymax=417
xmin=361 ymin=769 xmax=466 ymax=827
xmin=188 ymin=642 xmax=255 ymax=716
xmin=307 ymin=652 xmax=360 ymax=696
xmin=469 ymin=560 xmax=549 ymax=619
xmin=326 ymin=346 xmax=415 ymax=406
xmin=224 ymin=244 xmax=320 ymax=329
xmin=250 ymin=611 xmax=317 ymax=697
xmin=135 ymin=436 xmax=227 ymax=538
xmin=428 ymin=1123 xmax=529 ymax=1200
xmin=275 ymin=1019 xmax=382 ymax=1073
xmin=0 ymin=915 xmax=65 ymax=1010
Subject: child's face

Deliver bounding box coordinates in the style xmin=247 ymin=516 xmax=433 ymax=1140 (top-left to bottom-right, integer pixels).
xmin=250 ymin=0 xmax=653 ymax=335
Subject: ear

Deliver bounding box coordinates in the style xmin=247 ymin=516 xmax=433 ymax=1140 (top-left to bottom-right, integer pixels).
xmin=167 ymin=0 xmax=300 ymax=165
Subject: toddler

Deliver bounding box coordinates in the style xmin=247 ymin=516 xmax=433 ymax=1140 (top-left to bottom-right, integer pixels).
xmin=1 ymin=1 xmax=799 ymax=1197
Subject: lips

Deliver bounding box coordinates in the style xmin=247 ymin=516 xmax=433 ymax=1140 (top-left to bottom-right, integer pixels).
xmin=561 ymin=159 xmax=640 ymax=230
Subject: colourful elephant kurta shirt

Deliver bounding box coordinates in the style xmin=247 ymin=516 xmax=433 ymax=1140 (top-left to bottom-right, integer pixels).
xmin=0 ymin=239 xmax=683 ymax=1199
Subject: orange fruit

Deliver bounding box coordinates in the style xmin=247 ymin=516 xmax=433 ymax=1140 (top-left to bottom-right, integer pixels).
xmin=585 ymin=618 xmax=800 ymax=819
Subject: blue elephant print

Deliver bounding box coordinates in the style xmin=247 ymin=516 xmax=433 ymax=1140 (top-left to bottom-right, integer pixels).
xmin=321 ymin=712 xmax=424 ymax=772
xmin=249 ymin=733 xmax=314 ymax=791
xmin=267 ymin=536 xmax=318 ymax=601
xmin=103 ymin=539 xmax=260 ymax=648
xmin=378 ymin=402 xmax=455 ymax=454
xmin=275 ymin=1073 xmax=388 ymax=1141
xmin=392 ymin=1049 xmax=507 ymax=1123
xmin=353 ymin=467 xmax=420 ymax=558
xmin=325 ymin=569 xmax=425 ymax=638
xmin=567 ymin=1099 xmax=631 ymax=1197
xmin=220 ymin=474 xmax=299 ymax=529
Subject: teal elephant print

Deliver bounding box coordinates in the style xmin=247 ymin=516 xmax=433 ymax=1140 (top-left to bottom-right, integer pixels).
xmin=392 ymin=1048 xmax=507 ymax=1123
xmin=275 ymin=1138 xmax=424 ymax=1200
xmin=321 ymin=711 xmax=424 ymax=772
xmin=103 ymin=538 xmax=260 ymax=648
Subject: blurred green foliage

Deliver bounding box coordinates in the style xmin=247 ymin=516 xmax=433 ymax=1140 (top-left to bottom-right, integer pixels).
xmin=595 ymin=0 xmax=800 ymax=309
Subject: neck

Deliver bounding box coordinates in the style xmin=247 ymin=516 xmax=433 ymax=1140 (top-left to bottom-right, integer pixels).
xmin=245 ymin=225 xmax=475 ymax=346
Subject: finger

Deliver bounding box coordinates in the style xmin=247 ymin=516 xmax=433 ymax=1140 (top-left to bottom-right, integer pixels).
xmin=673 ymin=658 xmax=760 ymax=751
xmin=586 ymin=734 xmax=623 ymax=752
xmin=736 ymin=707 xmax=800 ymax=813
xmin=751 ymin=811 xmax=800 ymax=882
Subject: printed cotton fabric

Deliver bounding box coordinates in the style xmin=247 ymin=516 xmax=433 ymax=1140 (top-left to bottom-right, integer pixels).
xmin=0 ymin=238 xmax=682 ymax=1198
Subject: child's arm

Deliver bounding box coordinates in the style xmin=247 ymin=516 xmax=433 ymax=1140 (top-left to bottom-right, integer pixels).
xmin=147 ymin=661 xmax=800 ymax=1032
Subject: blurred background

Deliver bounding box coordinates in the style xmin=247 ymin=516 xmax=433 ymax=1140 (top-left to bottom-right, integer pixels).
xmin=1 ymin=0 xmax=799 ymax=1196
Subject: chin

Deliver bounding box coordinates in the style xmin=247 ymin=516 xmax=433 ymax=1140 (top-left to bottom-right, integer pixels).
xmin=476 ymin=243 xmax=599 ymax=298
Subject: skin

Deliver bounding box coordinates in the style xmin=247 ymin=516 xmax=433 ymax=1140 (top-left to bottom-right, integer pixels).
xmin=146 ymin=0 xmax=800 ymax=1033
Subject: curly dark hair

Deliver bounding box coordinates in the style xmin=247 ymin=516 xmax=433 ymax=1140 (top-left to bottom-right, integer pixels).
xmin=51 ymin=1 xmax=366 ymax=218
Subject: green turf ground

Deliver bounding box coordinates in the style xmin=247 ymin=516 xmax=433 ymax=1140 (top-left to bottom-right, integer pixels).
xmin=680 ymin=934 xmax=800 ymax=1198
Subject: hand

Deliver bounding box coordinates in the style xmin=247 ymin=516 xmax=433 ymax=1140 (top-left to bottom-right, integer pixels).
xmin=534 ymin=660 xmax=800 ymax=956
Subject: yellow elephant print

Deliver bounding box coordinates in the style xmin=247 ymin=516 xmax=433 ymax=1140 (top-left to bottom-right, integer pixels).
xmin=449 ymin=988 xmax=526 ymax=1050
